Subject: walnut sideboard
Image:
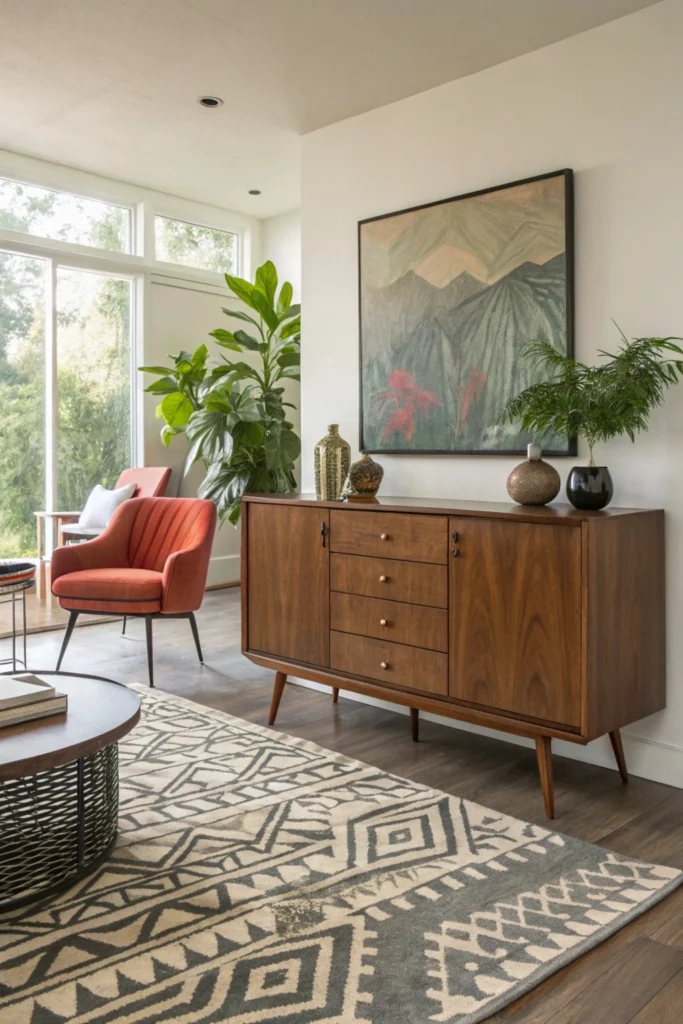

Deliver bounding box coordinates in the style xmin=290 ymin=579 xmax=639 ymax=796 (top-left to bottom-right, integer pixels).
xmin=241 ymin=494 xmax=665 ymax=817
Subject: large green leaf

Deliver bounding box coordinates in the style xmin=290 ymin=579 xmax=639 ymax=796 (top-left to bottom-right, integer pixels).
xmin=185 ymin=409 xmax=234 ymax=468
xmin=221 ymin=307 xmax=261 ymax=327
xmin=255 ymin=261 xmax=278 ymax=306
xmin=277 ymin=281 xmax=293 ymax=315
xmin=279 ymin=317 xmax=300 ymax=340
xmin=209 ymin=329 xmax=242 ymax=351
xmin=279 ymin=366 xmax=301 ymax=381
xmin=145 ymin=376 xmax=179 ymax=394
xmin=234 ymin=330 xmax=263 ymax=352
xmin=231 ymin=389 xmax=261 ymax=422
xmin=279 ymin=303 xmax=300 ymax=321
xmin=161 ymin=424 xmax=183 ymax=447
xmin=139 ymin=365 xmax=174 ymax=375
xmin=264 ymin=422 xmax=301 ymax=470
xmin=277 ymin=351 xmax=300 ymax=369
xmin=250 ymin=289 xmax=279 ymax=333
xmin=160 ymin=392 xmax=193 ymax=427
xmin=192 ymin=344 xmax=209 ymax=368
xmin=236 ymin=421 xmax=265 ymax=447
xmin=224 ymin=274 xmax=259 ymax=311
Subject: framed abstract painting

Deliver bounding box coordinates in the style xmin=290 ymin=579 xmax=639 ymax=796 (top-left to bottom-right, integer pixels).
xmin=358 ymin=169 xmax=575 ymax=455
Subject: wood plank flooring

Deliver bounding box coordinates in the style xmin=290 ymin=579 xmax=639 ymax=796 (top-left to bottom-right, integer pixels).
xmin=3 ymin=587 xmax=683 ymax=1023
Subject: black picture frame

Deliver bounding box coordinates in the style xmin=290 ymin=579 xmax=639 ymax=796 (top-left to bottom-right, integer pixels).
xmin=358 ymin=168 xmax=576 ymax=456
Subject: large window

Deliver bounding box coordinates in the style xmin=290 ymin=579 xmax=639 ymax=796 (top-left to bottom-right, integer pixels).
xmin=0 ymin=177 xmax=131 ymax=253
xmin=0 ymin=251 xmax=46 ymax=557
xmin=154 ymin=215 xmax=237 ymax=273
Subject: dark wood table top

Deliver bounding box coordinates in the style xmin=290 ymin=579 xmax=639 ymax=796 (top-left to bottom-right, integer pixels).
xmin=0 ymin=674 xmax=141 ymax=782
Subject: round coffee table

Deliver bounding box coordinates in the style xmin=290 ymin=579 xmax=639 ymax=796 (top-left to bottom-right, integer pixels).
xmin=0 ymin=673 xmax=140 ymax=911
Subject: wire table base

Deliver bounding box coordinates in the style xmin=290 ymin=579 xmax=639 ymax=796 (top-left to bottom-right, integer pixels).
xmin=0 ymin=579 xmax=31 ymax=672
xmin=0 ymin=744 xmax=119 ymax=912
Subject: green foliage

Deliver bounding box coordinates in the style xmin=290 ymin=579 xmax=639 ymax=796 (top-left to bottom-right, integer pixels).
xmin=154 ymin=216 xmax=236 ymax=274
xmin=502 ymin=331 xmax=683 ymax=465
xmin=141 ymin=260 xmax=300 ymax=524
xmin=0 ymin=215 xmax=131 ymax=556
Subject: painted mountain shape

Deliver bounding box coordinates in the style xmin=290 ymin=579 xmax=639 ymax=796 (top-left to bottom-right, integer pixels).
xmin=362 ymin=254 xmax=568 ymax=453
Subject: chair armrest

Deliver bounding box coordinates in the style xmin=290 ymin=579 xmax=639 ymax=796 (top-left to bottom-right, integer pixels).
xmin=51 ymin=502 xmax=135 ymax=586
xmin=161 ymin=544 xmax=210 ymax=614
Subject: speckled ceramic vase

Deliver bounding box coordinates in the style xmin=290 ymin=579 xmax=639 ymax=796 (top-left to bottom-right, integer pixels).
xmin=506 ymin=443 xmax=560 ymax=506
xmin=342 ymin=453 xmax=384 ymax=502
xmin=314 ymin=425 xmax=351 ymax=501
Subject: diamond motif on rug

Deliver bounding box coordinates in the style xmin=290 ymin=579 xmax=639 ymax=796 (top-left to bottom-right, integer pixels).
xmin=0 ymin=686 xmax=680 ymax=1024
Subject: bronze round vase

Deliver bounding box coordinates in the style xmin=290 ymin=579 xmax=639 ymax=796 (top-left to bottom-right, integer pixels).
xmin=344 ymin=453 xmax=384 ymax=502
xmin=506 ymin=444 xmax=560 ymax=506
xmin=314 ymin=425 xmax=351 ymax=501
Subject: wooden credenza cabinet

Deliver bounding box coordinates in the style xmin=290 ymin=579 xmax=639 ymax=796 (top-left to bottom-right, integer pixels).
xmin=241 ymin=494 xmax=665 ymax=817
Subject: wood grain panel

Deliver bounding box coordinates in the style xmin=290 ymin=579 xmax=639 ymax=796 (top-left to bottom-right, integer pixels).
xmin=330 ymin=630 xmax=447 ymax=695
xmin=247 ymin=503 xmax=329 ymax=667
xmin=330 ymin=592 xmax=447 ymax=651
xmin=331 ymin=553 xmax=447 ymax=607
xmin=330 ymin=510 xmax=448 ymax=563
xmin=585 ymin=512 xmax=666 ymax=738
xmin=449 ymin=516 xmax=582 ymax=728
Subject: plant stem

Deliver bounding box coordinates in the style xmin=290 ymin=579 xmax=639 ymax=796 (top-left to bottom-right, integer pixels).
xmin=588 ymin=443 xmax=596 ymax=468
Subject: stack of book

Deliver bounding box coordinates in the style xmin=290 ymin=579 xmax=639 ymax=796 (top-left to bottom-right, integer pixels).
xmin=0 ymin=675 xmax=68 ymax=728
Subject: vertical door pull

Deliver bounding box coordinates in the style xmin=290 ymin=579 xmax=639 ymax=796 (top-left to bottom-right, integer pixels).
xmin=321 ymin=521 xmax=327 ymax=547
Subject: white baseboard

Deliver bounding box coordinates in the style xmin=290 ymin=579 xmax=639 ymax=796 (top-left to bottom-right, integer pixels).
xmin=287 ymin=677 xmax=683 ymax=790
xmin=207 ymin=554 xmax=240 ymax=587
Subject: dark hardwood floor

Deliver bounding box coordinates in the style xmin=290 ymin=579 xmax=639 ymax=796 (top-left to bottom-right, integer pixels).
xmin=4 ymin=587 xmax=683 ymax=1023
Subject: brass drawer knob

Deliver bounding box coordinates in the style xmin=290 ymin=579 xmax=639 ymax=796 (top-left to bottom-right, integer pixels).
xmin=380 ymin=618 xmax=388 ymax=626
xmin=380 ymin=661 xmax=389 ymax=670
xmin=379 ymin=575 xmax=389 ymax=582
xmin=380 ymin=533 xmax=389 ymax=540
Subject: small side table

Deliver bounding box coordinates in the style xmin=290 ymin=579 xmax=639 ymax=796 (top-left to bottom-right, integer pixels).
xmin=0 ymin=577 xmax=33 ymax=672
xmin=34 ymin=511 xmax=80 ymax=600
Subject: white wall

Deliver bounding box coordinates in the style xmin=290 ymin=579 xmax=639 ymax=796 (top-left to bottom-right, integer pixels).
xmin=300 ymin=0 xmax=683 ymax=787
xmin=262 ymin=210 xmax=302 ymax=301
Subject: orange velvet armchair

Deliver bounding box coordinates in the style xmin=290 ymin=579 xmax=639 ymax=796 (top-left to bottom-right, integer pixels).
xmin=51 ymin=497 xmax=217 ymax=687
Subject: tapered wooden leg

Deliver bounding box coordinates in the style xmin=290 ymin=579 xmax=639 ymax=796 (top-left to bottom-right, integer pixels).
xmin=535 ymin=736 xmax=554 ymax=819
xmin=332 ymin=687 xmax=339 ymax=703
xmin=410 ymin=707 xmax=419 ymax=742
xmin=609 ymin=730 xmax=629 ymax=783
xmin=268 ymin=672 xmax=287 ymax=725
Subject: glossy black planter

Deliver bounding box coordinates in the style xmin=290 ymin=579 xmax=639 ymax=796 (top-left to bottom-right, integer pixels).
xmin=566 ymin=466 xmax=614 ymax=510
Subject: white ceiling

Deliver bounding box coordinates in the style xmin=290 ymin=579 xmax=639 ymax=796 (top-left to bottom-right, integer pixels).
xmin=0 ymin=0 xmax=661 ymax=218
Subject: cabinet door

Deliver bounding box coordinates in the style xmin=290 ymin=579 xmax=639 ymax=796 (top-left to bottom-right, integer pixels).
xmin=247 ymin=503 xmax=330 ymax=667
xmin=449 ymin=517 xmax=582 ymax=728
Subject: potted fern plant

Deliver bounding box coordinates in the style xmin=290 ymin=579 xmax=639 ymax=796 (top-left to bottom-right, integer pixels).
xmin=502 ymin=332 xmax=683 ymax=509
xmin=140 ymin=260 xmax=300 ymax=524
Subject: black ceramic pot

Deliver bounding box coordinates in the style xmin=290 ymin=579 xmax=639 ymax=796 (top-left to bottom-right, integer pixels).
xmin=566 ymin=466 xmax=614 ymax=510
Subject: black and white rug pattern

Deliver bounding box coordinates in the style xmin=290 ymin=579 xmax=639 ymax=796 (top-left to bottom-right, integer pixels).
xmin=0 ymin=686 xmax=680 ymax=1024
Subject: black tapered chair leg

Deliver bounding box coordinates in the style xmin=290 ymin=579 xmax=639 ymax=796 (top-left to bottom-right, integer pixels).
xmin=121 ymin=615 xmax=127 ymax=636
xmin=145 ymin=615 xmax=154 ymax=688
xmin=56 ymin=611 xmax=79 ymax=671
xmin=188 ymin=612 xmax=204 ymax=664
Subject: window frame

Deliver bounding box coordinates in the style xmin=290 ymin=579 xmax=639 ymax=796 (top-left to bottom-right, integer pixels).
xmin=152 ymin=212 xmax=240 ymax=276
xmin=0 ymin=174 xmax=136 ymax=257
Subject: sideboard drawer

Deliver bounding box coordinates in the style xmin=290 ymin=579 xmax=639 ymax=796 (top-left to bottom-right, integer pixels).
xmin=331 ymin=631 xmax=448 ymax=695
xmin=330 ymin=511 xmax=448 ymax=564
xmin=331 ymin=592 xmax=448 ymax=652
xmin=331 ymin=553 xmax=447 ymax=608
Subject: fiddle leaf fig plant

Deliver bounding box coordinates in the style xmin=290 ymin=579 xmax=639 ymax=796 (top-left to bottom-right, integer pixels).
xmin=140 ymin=261 xmax=300 ymax=524
xmin=502 ymin=331 xmax=683 ymax=466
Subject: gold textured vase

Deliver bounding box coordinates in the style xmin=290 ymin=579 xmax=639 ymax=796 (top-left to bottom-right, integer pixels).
xmin=506 ymin=443 xmax=560 ymax=506
xmin=314 ymin=425 xmax=351 ymax=501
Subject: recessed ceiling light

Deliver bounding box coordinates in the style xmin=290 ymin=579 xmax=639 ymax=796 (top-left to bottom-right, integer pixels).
xmin=198 ymin=96 xmax=223 ymax=108
xmin=248 ymin=189 xmax=261 ymax=195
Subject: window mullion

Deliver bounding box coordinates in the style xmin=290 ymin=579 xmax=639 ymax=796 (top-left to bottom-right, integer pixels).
xmin=44 ymin=259 xmax=58 ymax=551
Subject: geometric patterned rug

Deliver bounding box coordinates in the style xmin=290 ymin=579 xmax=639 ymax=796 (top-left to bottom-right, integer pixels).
xmin=0 ymin=686 xmax=680 ymax=1024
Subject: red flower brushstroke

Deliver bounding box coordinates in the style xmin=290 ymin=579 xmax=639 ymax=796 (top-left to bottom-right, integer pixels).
xmin=454 ymin=367 xmax=487 ymax=433
xmin=375 ymin=369 xmax=442 ymax=443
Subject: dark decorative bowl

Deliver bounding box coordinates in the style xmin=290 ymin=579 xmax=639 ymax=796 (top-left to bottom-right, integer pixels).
xmin=0 ymin=560 xmax=36 ymax=594
xmin=566 ymin=466 xmax=614 ymax=510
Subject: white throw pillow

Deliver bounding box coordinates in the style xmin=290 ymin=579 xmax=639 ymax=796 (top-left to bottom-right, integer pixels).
xmin=78 ymin=483 xmax=136 ymax=529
